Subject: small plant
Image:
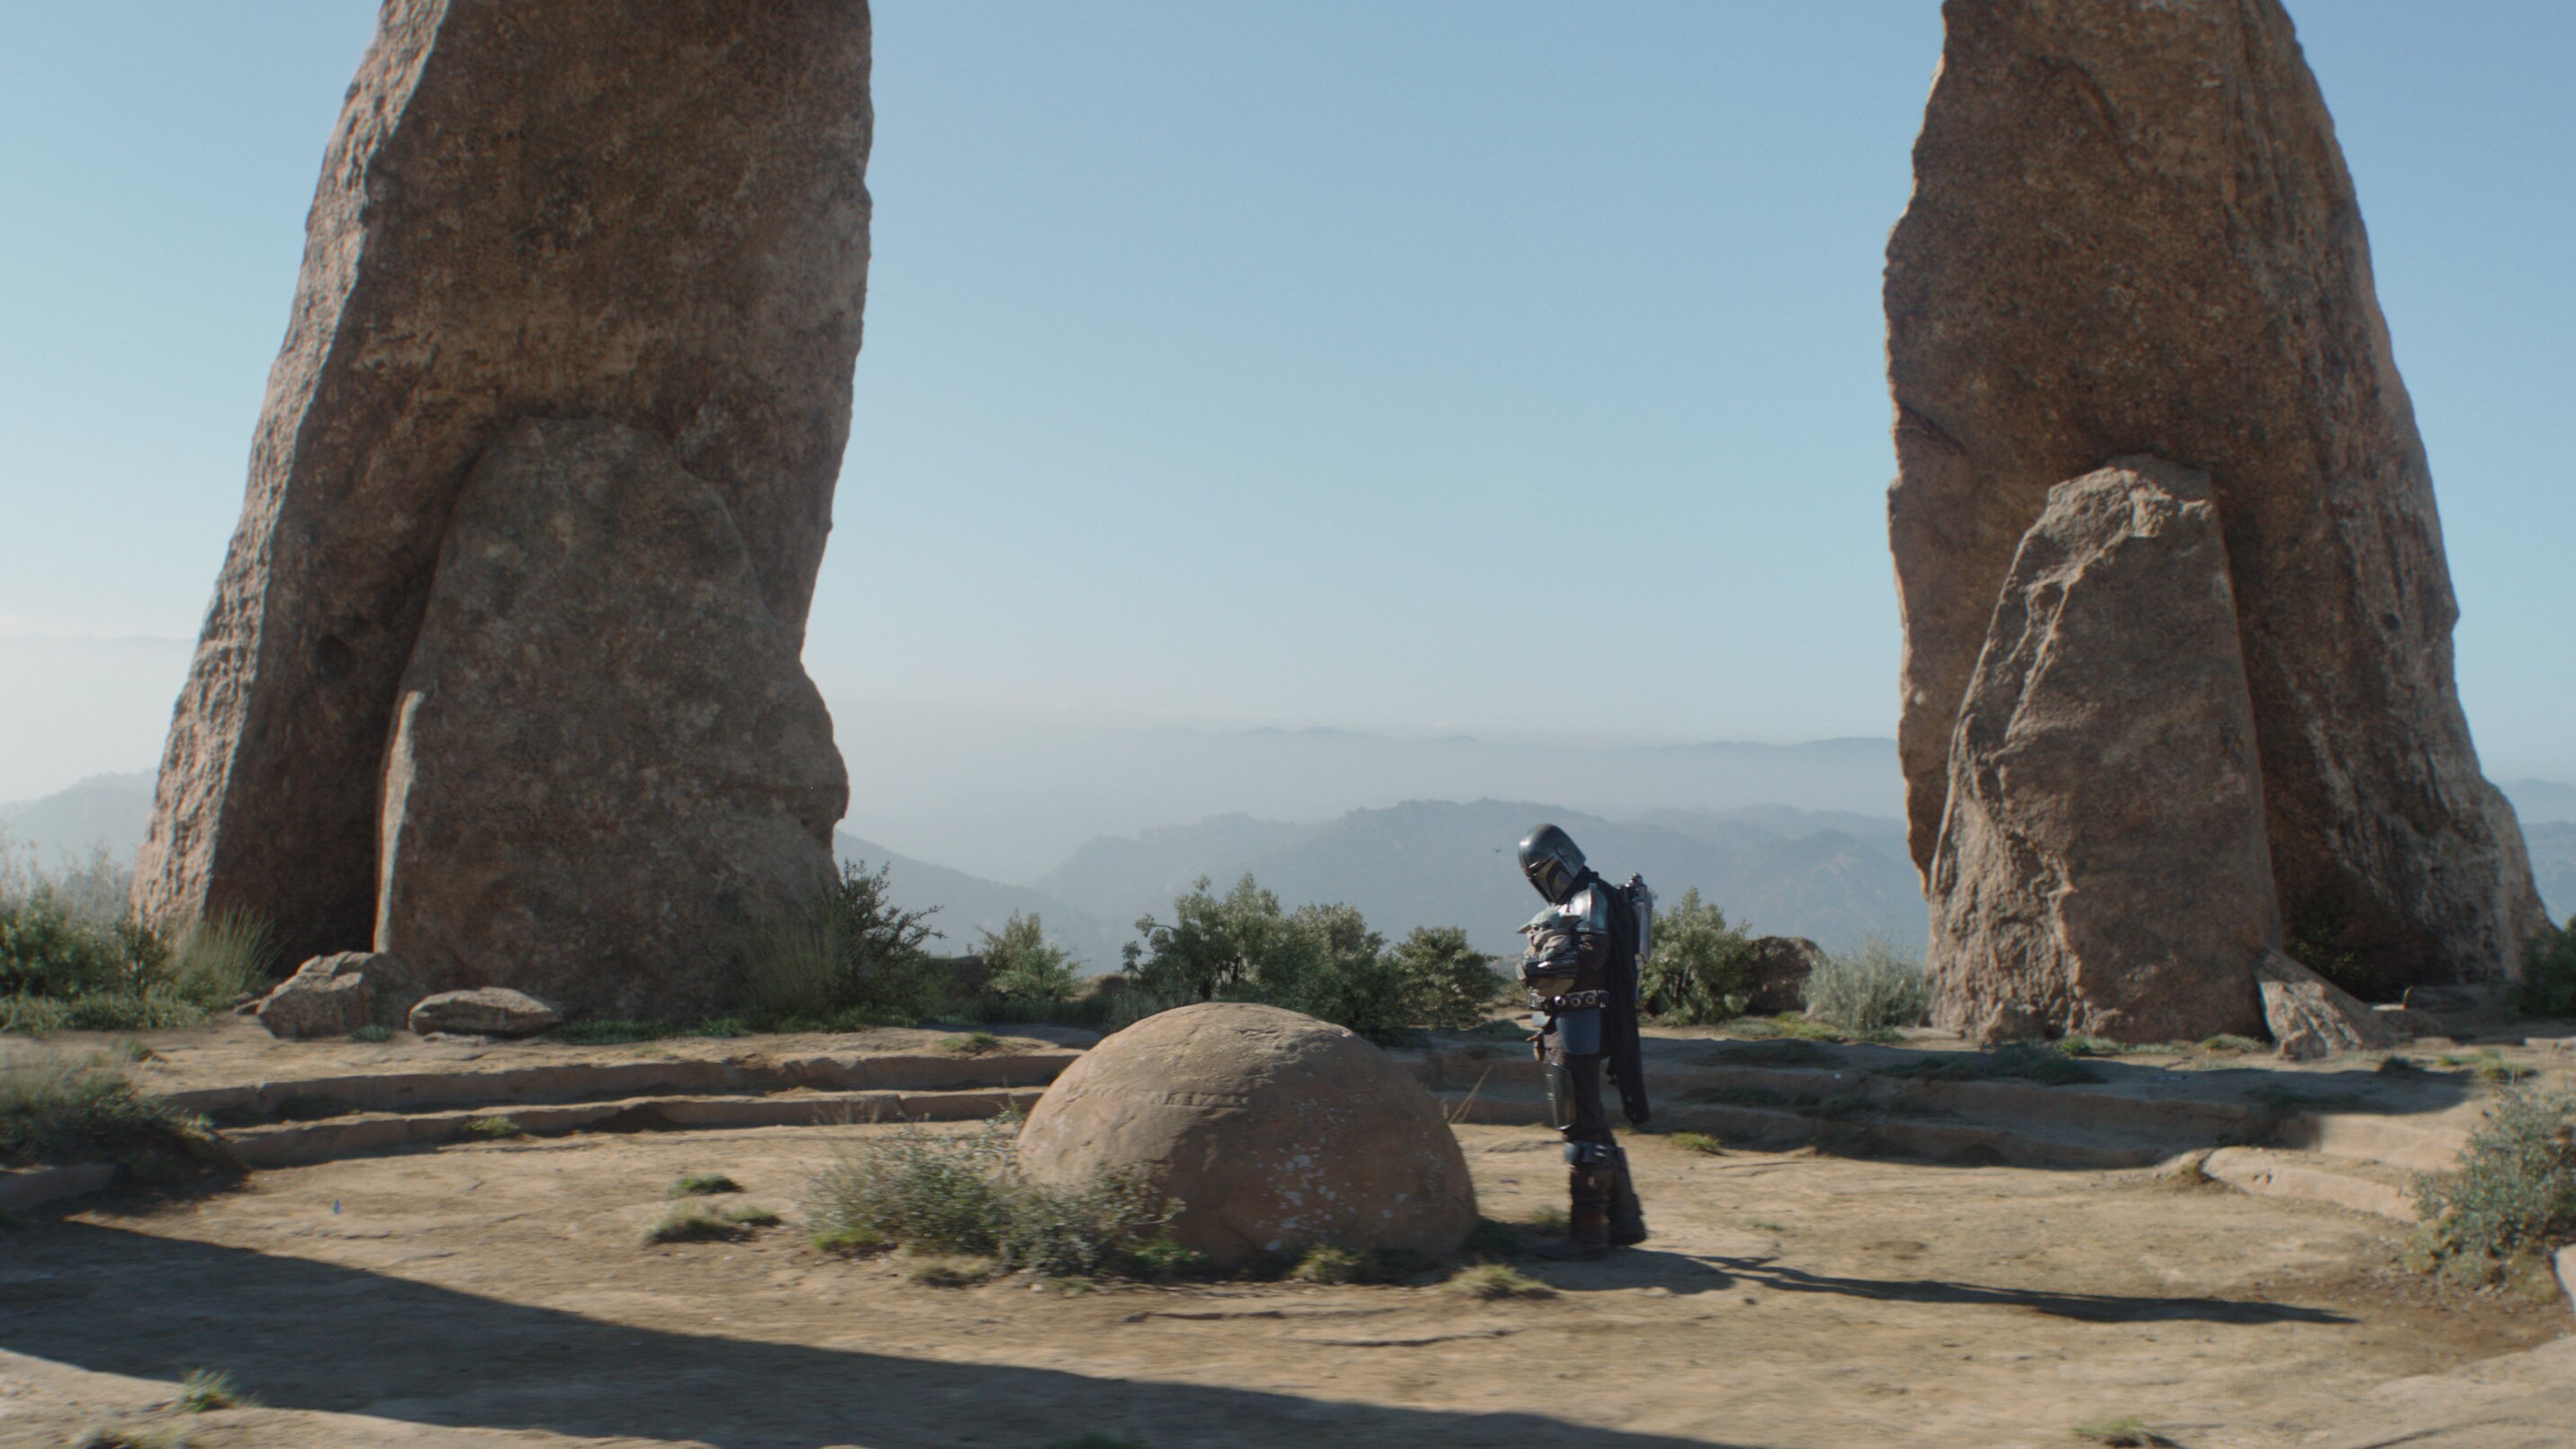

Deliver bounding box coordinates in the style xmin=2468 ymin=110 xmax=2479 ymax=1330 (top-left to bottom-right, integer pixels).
xmin=2058 ymin=1034 xmax=2123 ymax=1058
xmin=2409 ymin=1084 xmax=2576 ymax=1275
xmin=977 ymin=912 xmax=1082 ymax=1006
xmin=2517 ymin=919 xmax=2576 ymax=1019
xmin=1802 ymin=938 xmax=1928 ymax=1035
xmin=739 ymin=860 xmax=947 ymax=1026
xmin=1744 ymin=1216 xmax=1786 ymax=1232
xmin=348 ymin=1024 xmax=393 ymax=1044
xmin=812 ymin=1223 xmax=890 ymax=1256
xmin=907 ymin=1256 xmax=996 ymax=1287
xmin=1120 ymin=1237 xmax=1209 ymax=1280
xmin=173 ymin=1368 xmax=245 ymax=1413
xmin=941 ymin=1031 xmax=1003 ymax=1054
xmin=0 ymin=1048 xmax=205 ymax=1167
xmin=804 ymin=1116 xmax=1177 ymax=1279
xmin=1290 ymin=1245 xmax=1365 ymax=1284
xmin=2377 ymin=1054 xmax=2422 ymax=1076
xmin=1661 ymin=1130 xmax=1724 ymax=1155
xmin=1524 ymin=1205 xmax=1569 ymax=1235
xmin=2196 ymin=1034 xmax=2264 ymax=1055
xmin=1446 ymin=1263 xmax=1555 ymax=1300
xmin=461 ymin=1115 xmax=522 ymax=1139
xmin=671 ymin=1171 xmax=743 ymax=1198
xmin=1639 ymin=889 xmax=1758 ymax=1024
xmin=725 ymin=1204 xmax=782 ymax=1228
xmin=2071 ymin=1416 xmax=2175 ymax=1447
xmin=113 ymin=1040 xmax=156 ymax=1063
xmin=164 ymin=911 xmax=277 ymax=1006
xmin=645 ymin=1203 xmax=755 ymax=1245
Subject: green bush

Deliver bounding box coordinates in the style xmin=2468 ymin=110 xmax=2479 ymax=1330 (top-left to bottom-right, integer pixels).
xmin=0 ymin=1048 xmax=203 ymax=1166
xmin=979 ymin=912 xmax=1081 ymax=1005
xmin=163 ymin=911 xmax=275 ymax=1006
xmin=2411 ymin=1084 xmax=2576 ymax=1272
xmin=804 ymin=1115 xmax=1176 ymax=1279
xmin=1803 ymin=938 xmax=1929 ymax=1035
xmin=739 ymin=861 xmax=947 ymax=1026
xmin=1 ymin=835 xmax=279 ymax=1034
xmin=2517 ymin=918 xmax=2576 ymax=1019
xmin=1121 ymin=876 xmax=1494 ymax=1038
xmin=1639 ymin=888 xmax=1759 ymax=1024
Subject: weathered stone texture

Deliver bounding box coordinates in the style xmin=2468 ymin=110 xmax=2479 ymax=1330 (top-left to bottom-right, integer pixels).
xmin=1017 ymin=1003 xmax=1477 ymax=1268
xmin=374 ymin=420 xmax=847 ymax=1021
xmin=2256 ymin=950 xmax=2400 ymax=1061
xmin=1930 ymin=459 xmax=2272 ymax=1044
xmin=1887 ymin=0 xmax=2544 ymax=987
xmin=256 ymin=950 xmax=424 ymax=1040
xmin=134 ymin=0 xmax=872 ymax=966
xmin=408 ymin=987 xmax=564 ymax=1040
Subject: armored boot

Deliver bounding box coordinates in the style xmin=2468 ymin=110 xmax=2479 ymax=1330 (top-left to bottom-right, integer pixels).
xmin=1535 ymin=1158 xmax=1614 ymax=1261
xmin=1608 ymin=1147 xmax=1647 ymax=1246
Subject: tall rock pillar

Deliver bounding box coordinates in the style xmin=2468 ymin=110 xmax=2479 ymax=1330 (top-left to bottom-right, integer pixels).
xmin=134 ymin=0 xmax=873 ymax=974
xmin=1887 ymin=0 xmax=2545 ymax=994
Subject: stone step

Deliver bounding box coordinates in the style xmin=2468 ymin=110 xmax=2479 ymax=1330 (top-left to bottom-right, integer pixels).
xmin=159 ymin=1048 xmax=1077 ymax=1125
xmin=217 ymin=1085 xmax=1045 ymax=1169
xmin=0 ymin=1163 xmax=117 ymax=1215
xmin=2195 ymin=1146 xmax=2419 ymax=1221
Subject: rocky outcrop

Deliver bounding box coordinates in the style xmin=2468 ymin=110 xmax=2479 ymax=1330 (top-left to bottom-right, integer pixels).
xmin=1017 ymin=1003 xmax=1477 ymax=1267
xmin=133 ymin=0 xmax=873 ymax=966
xmin=1928 ymin=459 xmax=2272 ymax=1044
xmin=1887 ymin=0 xmax=2546 ymax=989
xmin=255 ymin=951 xmax=423 ymax=1040
xmin=409 ymin=988 xmax=563 ymax=1040
xmin=374 ymin=420 xmax=847 ymax=1020
xmin=2256 ymin=951 xmax=2400 ymax=1061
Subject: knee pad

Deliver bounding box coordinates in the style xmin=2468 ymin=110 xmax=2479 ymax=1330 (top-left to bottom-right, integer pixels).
xmin=1563 ymin=1139 xmax=1615 ymax=1167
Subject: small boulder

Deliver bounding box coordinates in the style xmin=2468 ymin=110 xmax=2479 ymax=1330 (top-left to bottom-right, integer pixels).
xmin=1743 ymin=936 xmax=1824 ymax=1015
xmin=256 ymin=951 xmax=423 ymax=1039
xmin=408 ymin=987 xmax=563 ymax=1039
xmin=1016 ymin=1003 xmax=1476 ymax=1268
xmin=2256 ymin=951 xmax=2399 ymax=1061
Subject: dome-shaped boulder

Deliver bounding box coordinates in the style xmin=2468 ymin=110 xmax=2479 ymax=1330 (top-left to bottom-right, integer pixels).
xmin=1016 ymin=1002 xmax=1476 ymax=1266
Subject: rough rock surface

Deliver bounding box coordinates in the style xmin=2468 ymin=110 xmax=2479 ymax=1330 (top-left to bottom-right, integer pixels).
xmin=2257 ymin=951 xmax=2400 ymax=1061
xmin=1928 ymin=459 xmax=2272 ymax=1044
xmin=409 ymin=987 xmax=563 ymax=1040
xmin=133 ymin=0 xmax=873 ymax=965
xmin=1017 ymin=1003 xmax=1476 ymax=1267
xmin=1886 ymin=0 xmax=2544 ymax=988
xmin=1743 ymin=936 xmax=1824 ymax=1015
xmin=374 ymin=420 xmax=847 ymax=1020
xmin=256 ymin=951 xmax=424 ymax=1039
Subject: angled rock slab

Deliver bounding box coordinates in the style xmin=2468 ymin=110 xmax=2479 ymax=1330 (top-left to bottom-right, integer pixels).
xmin=2256 ymin=951 xmax=2400 ymax=1061
xmin=374 ymin=419 xmax=847 ymax=1021
xmin=1929 ymin=458 xmax=2271 ymax=1044
xmin=1887 ymin=0 xmax=2544 ymax=988
xmin=135 ymin=0 xmax=873 ymax=964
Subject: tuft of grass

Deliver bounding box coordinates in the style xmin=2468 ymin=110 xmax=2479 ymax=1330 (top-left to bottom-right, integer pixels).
xmin=671 ymin=1171 xmax=743 ymax=1198
xmin=2409 ymin=1084 xmax=2576 ymax=1275
xmin=2058 ymin=1033 xmax=2124 ymax=1058
xmin=1119 ymin=1237 xmax=1208 ymax=1280
xmin=2195 ymin=1034 xmax=2265 ymax=1055
xmin=2071 ymin=1416 xmax=2175 ymax=1446
xmin=941 ymin=1031 xmax=1003 ymax=1054
xmin=1744 ymin=1216 xmax=1786 ymax=1232
xmin=112 ymin=1040 xmax=156 ymax=1063
xmin=811 ymin=1223 xmax=891 ymax=1256
xmin=172 ymin=1368 xmax=246 ymax=1413
xmin=907 ymin=1256 xmax=996 ymax=1288
xmin=724 ymin=1204 xmax=782 ymax=1228
xmin=0 ymin=1048 xmax=206 ymax=1168
xmin=1446 ymin=1263 xmax=1555 ymax=1300
xmin=1665 ymin=1130 xmax=1725 ymax=1155
xmin=645 ymin=1203 xmax=754 ymax=1245
xmin=163 ymin=911 xmax=275 ymax=1007
xmin=804 ymin=1115 xmax=1177 ymax=1279
xmin=348 ymin=1024 xmax=393 ymax=1044
xmin=1523 ymin=1205 xmax=1570 ymax=1235
xmin=461 ymin=1115 xmax=522 ymax=1139
xmin=2377 ymin=1054 xmax=2422 ymax=1076
xmin=1290 ymin=1245 xmax=1365 ymax=1284
xmin=1801 ymin=938 xmax=1928 ymax=1035
xmin=1727 ymin=1015 xmax=1861 ymax=1046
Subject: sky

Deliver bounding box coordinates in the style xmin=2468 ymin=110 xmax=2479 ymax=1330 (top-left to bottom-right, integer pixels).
xmin=1 ymin=1 xmax=2571 ymax=813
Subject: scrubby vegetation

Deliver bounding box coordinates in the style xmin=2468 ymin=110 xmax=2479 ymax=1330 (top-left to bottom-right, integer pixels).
xmin=172 ymin=1368 xmax=247 ymax=1413
xmin=0 ymin=837 xmax=275 ymax=1035
xmin=0 ymin=1047 xmax=208 ymax=1169
xmin=2517 ymin=917 xmax=2576 ymax=1020
xmin=1116 ymin=875 xmax=1499 ymax=1039
xmin=1445 ymin=1263 xmax=1554 ymax=1300
xmin=670 ymin=1171 xmax=742 ymax=1198
xmin=803 ymin=1114 xmax=1184 ymax=1279
xmin=1639 ymin=888 xmax=1759 ymax=1024
xmin=1801 ymin=937 xmax=1930 ymax=1035
xmin=2410 ymin=1084 xmax=2576 ymax=1281
xmin=738 ymin=860 xmax=950 ymax=1027
xmin=644 ymin=1201 xmax=778 ymax=1244
xmin=977 ymin=911 xmax=1081 ymax=1007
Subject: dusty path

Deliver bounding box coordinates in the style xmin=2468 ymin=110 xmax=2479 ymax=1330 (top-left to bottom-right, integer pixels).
xmin=4 ymin=1121 xmax=2564 ymax=1448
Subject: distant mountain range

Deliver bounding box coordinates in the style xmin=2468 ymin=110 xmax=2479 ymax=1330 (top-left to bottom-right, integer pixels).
xmin=10 ymin=768 xmax=2570 ymax=965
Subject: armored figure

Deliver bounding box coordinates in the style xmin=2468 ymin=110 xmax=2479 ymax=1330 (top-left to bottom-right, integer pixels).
xmin=1514 ymin=824 xmax=1649 ymax=1260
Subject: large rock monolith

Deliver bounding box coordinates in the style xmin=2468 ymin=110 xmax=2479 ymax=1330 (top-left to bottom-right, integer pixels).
xmin=1928 ymin=459 xmax=2272 ymax=1043
xmin=134 ymin=0 xmax=873 ymax=968
xmin=374 ymin=420 xmax=847 ymax=1020
xmin=1017 ymin=1003 xmax=1478 ymax=1268
xmin=1887 ymin=0 xmax=2544 ymax=989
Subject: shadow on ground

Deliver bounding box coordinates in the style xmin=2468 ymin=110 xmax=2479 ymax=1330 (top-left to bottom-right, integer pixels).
xmin=6 ymin=1221 xmax=1741 ymax=1449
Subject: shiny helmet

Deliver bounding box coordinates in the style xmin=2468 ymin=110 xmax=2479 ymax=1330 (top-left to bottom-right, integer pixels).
xmin=1517 ymin=823 xmax=1588 ymax=904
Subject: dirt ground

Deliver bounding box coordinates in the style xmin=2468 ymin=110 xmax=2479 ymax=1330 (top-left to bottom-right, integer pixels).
xmin=3 ymin=1121 xmax=2566 ymax=1449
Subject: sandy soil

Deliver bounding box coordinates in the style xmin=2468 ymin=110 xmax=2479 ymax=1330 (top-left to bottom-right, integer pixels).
xmin=3 ymin=1119 xmax=2566 ymax=1449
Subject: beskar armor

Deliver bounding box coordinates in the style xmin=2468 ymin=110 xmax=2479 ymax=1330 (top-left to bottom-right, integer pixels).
xmin=1515 ymin=822 xmax=1648 ymax=1260
xmin=1518 ymin=824 xmax=1589 ymax=904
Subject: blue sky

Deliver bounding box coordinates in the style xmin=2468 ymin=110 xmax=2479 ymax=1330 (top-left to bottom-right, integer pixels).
xmin=1 ymin=1 xmax=2569 ymax=807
